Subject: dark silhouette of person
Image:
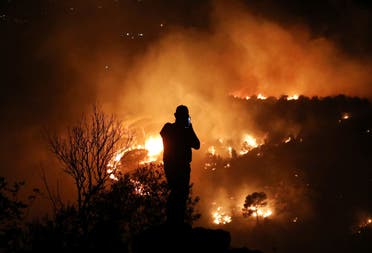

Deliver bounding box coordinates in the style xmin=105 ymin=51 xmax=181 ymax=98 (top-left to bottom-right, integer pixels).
xmin=160 ymin=105 xmax=200 ymax=226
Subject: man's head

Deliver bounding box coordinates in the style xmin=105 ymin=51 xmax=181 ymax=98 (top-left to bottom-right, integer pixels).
xmin=174 ymin=105 xmax=190 ymax=126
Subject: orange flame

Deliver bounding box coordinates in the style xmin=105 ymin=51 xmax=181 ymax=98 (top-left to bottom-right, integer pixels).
xmin=212 ymin=206 xmax=232 ymax=225
xmin=287 ymin=94 xmax=299 ymax=100
xmin=249 ymin=206 xmax=273 ymax=218
xmin=107 ymin=135 xmax=163 ymax=179
xmin=142 ymin=135 xmax=163 ymax=163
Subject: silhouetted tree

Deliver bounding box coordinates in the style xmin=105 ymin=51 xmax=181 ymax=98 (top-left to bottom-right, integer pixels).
xmin=46 ymin=105 xmax=132 ymax=234
xmin=0 ymin=177 xmax=38 ymax=251
xmin=91 ymin=163 xmax=200 ymax=246
xmin=242 ymin=192 xmax=267 ymax=225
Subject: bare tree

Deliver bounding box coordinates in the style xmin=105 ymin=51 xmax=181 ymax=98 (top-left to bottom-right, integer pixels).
xmin=242 ymin=192 xmax=267 ymax=225
xmin=47 ymin=105 xmax=132 ymax=230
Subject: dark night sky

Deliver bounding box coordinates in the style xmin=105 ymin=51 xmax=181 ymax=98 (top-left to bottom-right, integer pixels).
xmin=0 ymin=0 xmax=371 ymax=210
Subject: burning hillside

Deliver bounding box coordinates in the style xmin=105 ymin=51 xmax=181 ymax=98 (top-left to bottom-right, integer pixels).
xmin=108 ymin=95 xmax=372 ymax=249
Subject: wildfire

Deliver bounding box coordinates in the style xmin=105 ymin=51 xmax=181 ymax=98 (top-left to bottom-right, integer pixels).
xmin=212 ymin=207 xmax=232 ymax=225
xmin=143 ymin=135 xmax=163 ymax=163
xmin=249 ymin=206 xmax=273 ymax=218
xmin=234 ymin=93 xmax=300 ymax=101
xmin=287 ymin=94 xmax=299 ymax=100
xmin=205 ymin=134 xmax=264 ymax=158
xmin=107 ymin=149 xmax=127 ymax=169
xmin=107 ymin=135 xmax=164 ymax=179
xmin=244 ymin=135 xmax=258 ymax=147
xmin=208 ymin=146 xmax=216 ymax=156
xmin=240 ymin=134 xmax=262 ymax=154
xmin=257 ymin=93 xmax=267 ymax=100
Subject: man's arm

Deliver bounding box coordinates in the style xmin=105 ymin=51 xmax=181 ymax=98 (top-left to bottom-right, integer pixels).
xmin=188 ymin=125 xmax=200 ymax=150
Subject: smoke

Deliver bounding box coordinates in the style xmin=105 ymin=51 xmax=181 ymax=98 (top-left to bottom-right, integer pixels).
xmin=108 ymin=0 xmax=372 ymax=137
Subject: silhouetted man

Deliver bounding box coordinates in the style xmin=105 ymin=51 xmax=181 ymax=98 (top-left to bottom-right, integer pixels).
xmin=160 ymin=105 xmax=200 ymax=226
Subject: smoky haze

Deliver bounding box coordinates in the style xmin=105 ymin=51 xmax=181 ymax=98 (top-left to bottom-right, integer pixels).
xmin=117 ymin=0 xmax=372 ymax=136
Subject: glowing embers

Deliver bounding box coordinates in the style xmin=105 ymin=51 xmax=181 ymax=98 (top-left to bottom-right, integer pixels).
xmin=212 ymin=206 xmax=232 ymax=225
xmin=338 ymin=112 xmax=352 ymax=123
xmin=130 ymin=179 xmax=149 ymax=196
xmin=341 ymin=112 xmax=351 ymax=120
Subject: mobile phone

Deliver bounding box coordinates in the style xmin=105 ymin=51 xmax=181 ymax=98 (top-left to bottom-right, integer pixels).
xmin=186 ymin=117 xmax=191 ymax=128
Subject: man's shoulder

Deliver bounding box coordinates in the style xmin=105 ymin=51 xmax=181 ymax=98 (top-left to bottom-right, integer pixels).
xmin=160 ymin=122 xmax=174 ymax=135
xmin=162 ymin=122 xmax=174 ymax=129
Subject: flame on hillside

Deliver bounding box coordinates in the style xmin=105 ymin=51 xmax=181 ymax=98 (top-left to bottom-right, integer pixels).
xmin=141 ymin=136 xmax=163 ymax=164
xmin=210 ymin=194 xmax=275 ymax=225
xmin=233 ymin=94 xmax=300 ymax=101
xmin=107 ymin=135 xmax=163 ymax=178
xmin=257 ymin=93 xmax=267 ymax=100
xmin=212 ymin=206 xmax=232 ymax=225
xmin=287 ymin=94 xmax=299 ymax=100
xmin=240 ymin=134 xmax=262 ymax=154
xmin=248 ymin=206 xmax=273 ymax=218
xmin=206 ymin=134 xmax=265 ymax=159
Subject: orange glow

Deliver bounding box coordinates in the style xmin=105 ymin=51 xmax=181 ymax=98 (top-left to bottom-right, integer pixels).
xmin=143 ymin=135 xmax=163 ymax=162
